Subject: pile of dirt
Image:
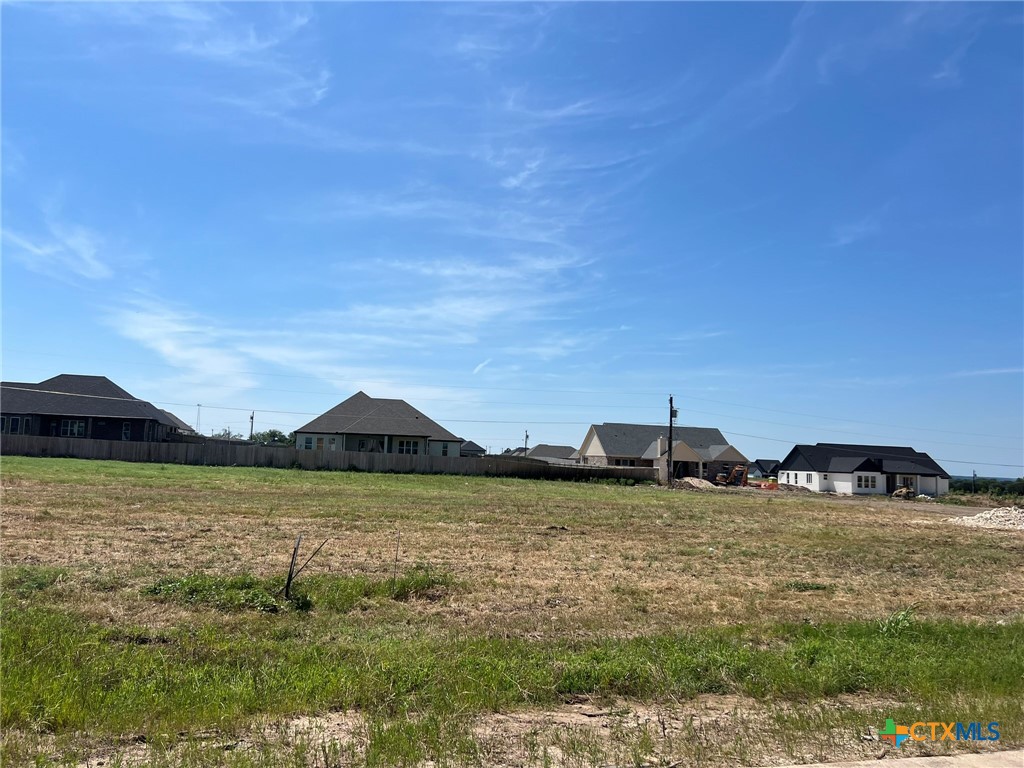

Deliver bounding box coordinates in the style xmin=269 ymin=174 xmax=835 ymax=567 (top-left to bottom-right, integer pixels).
xmin=947 ymin=506 xmax=1024 ymax=531
xmin=675 ymin=478 xmax=718 ymax=491
xmin=776 ymin=483 xmax=813 ymax=494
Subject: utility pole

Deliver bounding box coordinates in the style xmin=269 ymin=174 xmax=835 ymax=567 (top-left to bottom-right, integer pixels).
xmin=196 ymin=404 xmax=202 ymax=435
xmin=972 ymin=470 xmax=977 ymax=494
xmin=524 ymin=430 xmax=529 ymax=451
xmin=249 ymin=411 xmax=255 ymax=441
xmin=668 ymin=395 xmax=676 ymax=484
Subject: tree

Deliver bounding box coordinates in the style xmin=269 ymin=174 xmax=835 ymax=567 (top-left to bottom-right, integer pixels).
xmin=251 ymin=429 xmax=295 ymax=446
xmin=211 ymin=428 xmax=245 ymax=440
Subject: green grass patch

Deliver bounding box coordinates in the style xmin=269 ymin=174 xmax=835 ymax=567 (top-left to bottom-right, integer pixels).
xmin=143 ymin=565 xmax=454 ymax=614
xmin=0 ymin=565 xmax=69 ymax=597
xmin=3 ymin=604 xmax=1021 ymax=737
xmin=783 ymin=580 xmax=831 ymax=592
xmin=145 ymin=573 xmax=288 ymax=613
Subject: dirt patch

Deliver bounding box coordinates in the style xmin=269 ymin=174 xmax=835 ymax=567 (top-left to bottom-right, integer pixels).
xmin=674 ymin=477 xmax=718 ymax=491
xmin=62 ymin=695 xmax=1008 ymax=768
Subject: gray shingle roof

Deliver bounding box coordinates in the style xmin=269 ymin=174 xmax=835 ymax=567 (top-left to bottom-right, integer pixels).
xmin=295 ymin=391 xmax=461 ymax=441
xmin=1 ymin=374 xmax=176 ymax=426
xmin=590 ymin=423 xmax=668 ymax=458
xmin=527 ymin=444 xmax=577 ymax=460
xmin=159 ymin=409 xmax=195 ymax=433
xmin=592 ymin=423 xmax=734 ymax=461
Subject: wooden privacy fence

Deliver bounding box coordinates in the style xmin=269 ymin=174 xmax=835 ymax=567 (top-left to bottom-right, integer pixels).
xmin=1 ymin=435 xmax=658 ymax=483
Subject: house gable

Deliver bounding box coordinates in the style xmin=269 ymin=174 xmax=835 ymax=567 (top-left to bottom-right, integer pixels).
xmin=296 ymin=391 xmax=460 ymax=442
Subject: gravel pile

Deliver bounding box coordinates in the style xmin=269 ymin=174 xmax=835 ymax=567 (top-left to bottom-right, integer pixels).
xmin=947 ymin=506 xmax=1024 ymax=531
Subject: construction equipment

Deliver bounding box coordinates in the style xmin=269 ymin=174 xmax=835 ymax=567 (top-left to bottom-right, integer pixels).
xmin=714 ymin=464 xmax=749 ymax=487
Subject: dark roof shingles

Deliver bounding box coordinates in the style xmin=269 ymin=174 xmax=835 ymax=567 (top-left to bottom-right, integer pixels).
xmin=296 ymin=391 xmax=461 ymax=442
xmin=1 ymin=375 xmax=175 ymax=426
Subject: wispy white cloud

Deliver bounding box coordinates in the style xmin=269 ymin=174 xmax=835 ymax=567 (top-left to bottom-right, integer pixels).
xmin=946 ymin=367 xmax=1024 ymax=378
xmin=829 ymin=215 xmax=883 ymax=248
xmin=817 ymin=3 xmax=984 ymax=85
xmin=472 ymin=358 xmax=492 ymax=375
xmin=102 ymin=297 xmax=485 ymax=413
xmin=307 ymin=189 xmax=582 ymax=250
xmin=829 ymin=203 xmax=894 ymax=248
xmin=104 ymin=298 xmax=259 ymax=402
xmin=41 ymin=2 xmax=330 ymax=118
xmin=3 ymin=223 xmax=112 ymax=281
xmin=931 ymin=31 xmax=979 ymax=87
xmin=441 ymin=3 xmax=554 ymax=68
xmin=671 ymin=330 xmax=732 ymax=344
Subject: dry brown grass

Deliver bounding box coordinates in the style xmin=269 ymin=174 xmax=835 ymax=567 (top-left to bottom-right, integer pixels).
xmin=2 ymin=458 xmax=1021 ymax=637
xmin=3 ymin=458 xmax=1023 ymax=768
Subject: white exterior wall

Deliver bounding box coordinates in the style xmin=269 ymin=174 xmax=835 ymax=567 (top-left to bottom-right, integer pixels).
xmin=779 ymin=470 xmax=885 ymax=495
xmin=852 ymin=472 xmax=886 ymax=494
xmin=914 ymin=476 xmax=949 ymax=496
xmin=781 ymin=470 xmax=824 ymax=491
xmin=832 ymin=474 xmax=854 ymax=494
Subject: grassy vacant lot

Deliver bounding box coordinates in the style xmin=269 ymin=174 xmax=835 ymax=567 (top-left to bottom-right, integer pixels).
xmin=1 ymin=456 xmax=1022 ymax=767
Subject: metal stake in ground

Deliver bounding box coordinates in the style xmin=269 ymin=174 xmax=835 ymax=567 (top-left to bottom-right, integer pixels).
xmin=391 ymin=530 xmax=401 ymax=591
xmin=285 ymin=534 xmax=302 ymax=600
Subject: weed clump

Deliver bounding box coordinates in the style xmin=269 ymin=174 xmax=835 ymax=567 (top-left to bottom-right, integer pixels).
xmin=783 ymin=581 xmax=831 ymax=592
xmin=1 ymin=566 xmax=68 ymax=597
xmin=142 ymin=565 xmax=454 ymax=614
xmin=144 ymin=574 xmax=285 ymax=613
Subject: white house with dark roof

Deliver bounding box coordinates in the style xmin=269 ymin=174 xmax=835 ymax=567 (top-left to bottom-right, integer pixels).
xmin=294 ymin=391 xmax=462 ymax=457
xmin=777 ymin=444 xmax=950 ymax=496
xmin=578 ymin=422 xmax=747 ymax=479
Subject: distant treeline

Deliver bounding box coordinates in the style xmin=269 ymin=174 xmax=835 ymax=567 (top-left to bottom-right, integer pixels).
xmin=950 ymin=477 xmax=1024 ymax=496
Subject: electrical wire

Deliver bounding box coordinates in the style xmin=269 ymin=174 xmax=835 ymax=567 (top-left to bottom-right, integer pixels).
xmin=2 ymin=385 xmax=1020 ymax=469
xmin=4 ymin=347 xmax=1020 ymax=441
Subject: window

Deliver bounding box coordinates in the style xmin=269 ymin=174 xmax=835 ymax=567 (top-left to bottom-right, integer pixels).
xmin=0 ymin=417 xmax=5 ymax=433
xmin=869 ymin=476 xmax=877 ymax=489
xmin=23 ymin=417 xmax=31 ymax=435
xmin=60 ymin=419 xmax=86 ymax=437
xmin=358 ymin=439 xmax=367 ymax=451
xmin=316 ymin=437 xmax=324 ymax=451
xmin=303 ymin=437 xmax=313 ymax=450
xmin=122 ymin=422 xmax=132 ymax=441
xmin=614 ymin=458 xmax=636 ymax=467
xmin=441 ymin=442 xmax=448 ymax=456
xmin=823 ymin=473 xmax=829 ymax=480
xmin=328 ymin=437 xmax=336 ymax=451
xmin=857 ymin=475 xmax=864 ymax=488
xmin=806 ymin=473 xmax=812 ymax=483
xmin=397 ymin=440 xmax=419 ymax=454
xmin=10 ymin=417 xmax=20 ymax=435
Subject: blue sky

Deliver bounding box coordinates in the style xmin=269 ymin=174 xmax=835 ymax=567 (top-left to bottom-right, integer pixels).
xmin=2 ymin=2 xmax=1022 ymax=472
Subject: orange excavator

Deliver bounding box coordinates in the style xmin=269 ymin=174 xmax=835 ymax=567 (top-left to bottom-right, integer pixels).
xmin=714 ymin=464 xmax=749 ymax=487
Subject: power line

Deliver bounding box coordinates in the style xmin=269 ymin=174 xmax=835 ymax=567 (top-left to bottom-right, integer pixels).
xmin=4 ymin=347 xmax=1020 ymax=441
xmin=3 ymin=386 xmax=1021 ymax=469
